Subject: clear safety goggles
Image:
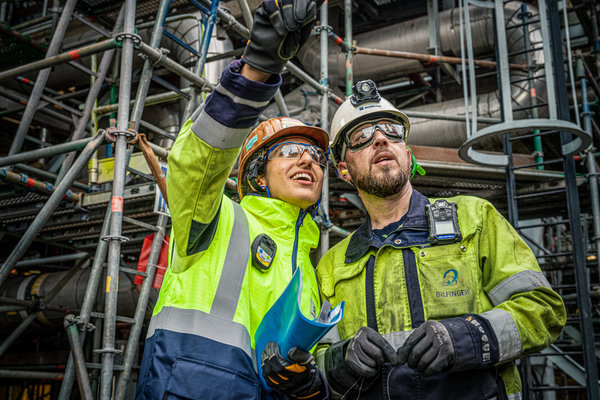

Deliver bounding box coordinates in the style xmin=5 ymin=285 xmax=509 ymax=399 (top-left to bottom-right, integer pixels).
xmin=266 ymin=142 xmax=328 ymax=169
xmin=345 ymin=120 xmax=406 ymax=152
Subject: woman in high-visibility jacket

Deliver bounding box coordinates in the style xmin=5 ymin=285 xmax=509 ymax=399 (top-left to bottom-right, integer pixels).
xmin=136 ymin=1 xmax=328 ymax=398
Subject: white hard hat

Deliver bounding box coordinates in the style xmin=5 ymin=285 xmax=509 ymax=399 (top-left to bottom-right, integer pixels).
xmin=330 ymin=80 xmax=410 ymax=168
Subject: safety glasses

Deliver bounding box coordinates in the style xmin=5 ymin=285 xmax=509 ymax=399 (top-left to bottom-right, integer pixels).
xmin=345 ymin=120 xmax=406 ymax=152
xmin=266 ymin=142 xmax=328 ymax=169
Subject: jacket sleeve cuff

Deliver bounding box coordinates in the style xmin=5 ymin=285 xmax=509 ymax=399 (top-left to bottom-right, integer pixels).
xmin=323 ymin=340 xmax=356 ymax=395
xmin=441 ymin=314 xmax=500 ymax=372
xmin=190 ymin=60 xmax=282 ymax=149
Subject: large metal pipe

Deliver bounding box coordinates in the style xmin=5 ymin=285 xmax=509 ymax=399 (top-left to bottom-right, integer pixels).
xmin=297 ymin=3 xmax=545 ymax=148
xmin=0 ymin=269 xmax=138 ymax=330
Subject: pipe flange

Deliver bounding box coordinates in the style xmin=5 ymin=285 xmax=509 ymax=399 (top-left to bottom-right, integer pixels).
xmin=151 ymin=48 xmax=170 ymax=68
xmin=114 ymin=32 xmax=142 ymax=48
xmin=101 ymin=235 xmax=129 ymax=242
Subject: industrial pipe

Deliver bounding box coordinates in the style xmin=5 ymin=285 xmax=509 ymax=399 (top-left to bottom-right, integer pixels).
xmin=0 ymin=137 xmax=95 ymax=168
xmin=137 ymin=42 xmax=215 ymax=92
xmin=0 ymin=370 xmax=64 ymax=380
xmin=0 ymin=131 xmax=106 ymax=288
xmin=0 ymin=39 xmax=117 ymax=83
xmin=319 ymin=3 xmax=330 ymax=256
xmin=0 ymin=168 xmax=80 ymax=202
xmin=64 ymin=315 xmax=93 ymax=400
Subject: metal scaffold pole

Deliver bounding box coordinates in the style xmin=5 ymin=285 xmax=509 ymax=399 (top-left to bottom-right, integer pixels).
xmin=99 ymin=0 xmax=137 ymax=397
xmin=547 ymin=0 xmax=599 ymax=397
xmin=319 ymin=1 xmax=330 ymax=256
xmin=344 ymin=0 xmax=352 ymax=97
xmin=578 ymin=58 xmax=600 ymax=283
xmin=58 ymin=206 xmax=112 ymax=400
xmin=55 ymin=5 xmax=126 ymax=184
xmin=115 ymin=1 xmax=173 ymax=397
xmin=7 ymin=0 xmax=78 ymax=156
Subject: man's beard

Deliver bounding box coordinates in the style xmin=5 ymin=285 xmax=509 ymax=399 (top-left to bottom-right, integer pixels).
xmin=346 ymin=150 xmax=411 ymax=198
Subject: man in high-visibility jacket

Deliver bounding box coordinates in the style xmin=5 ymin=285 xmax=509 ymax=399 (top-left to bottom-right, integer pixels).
xmin=136 ymin=1 xmax=329 ymax=399
xmin=315 ymin=80 xmax=566 ymax=400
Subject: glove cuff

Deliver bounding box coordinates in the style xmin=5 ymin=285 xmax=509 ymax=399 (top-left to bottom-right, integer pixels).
xmin=323 ymin=340 xmax=359 ymax=395
xmin=441 ymin=315 xmax=499 ymax=372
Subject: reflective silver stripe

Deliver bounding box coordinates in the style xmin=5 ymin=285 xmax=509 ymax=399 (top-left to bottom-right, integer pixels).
xmin=488 ymin=270 xmax=552 ymax=306
xmin=189 ymin=103 xmax=204 ymax=122
xmin=318 ymin=325 xmax=341 ymax=345
xmin=481 ymin=308 xmax=522 ymax=362
xmin=508 ymin=393 xmax=522 ymax=400
xmin=191 ymin=110 xmax=250 ymax=149
xmin=210 ymin=201 xmax=250 ymax=319
xmin=215 ymin=85 xmax=271 ymax=109
xmin=383 ymin=330 xmax=414 ymax=350
xmin=147 ymin=306 xmax=255 ymax=364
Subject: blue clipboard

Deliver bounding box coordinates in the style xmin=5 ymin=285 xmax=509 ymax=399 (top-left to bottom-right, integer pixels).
xmin=254 ymin=268 xmax=344 ymax=397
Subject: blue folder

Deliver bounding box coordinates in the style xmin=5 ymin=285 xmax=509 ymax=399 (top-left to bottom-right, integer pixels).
xmin=254 ymin=268 xmax=345 ymax=397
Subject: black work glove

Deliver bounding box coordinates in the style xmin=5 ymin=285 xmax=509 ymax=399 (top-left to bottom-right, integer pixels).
xmin=261 ymin=342 xmax=325 ymax=399
xmin=397 ymin=320 xmax=455 ymax=377
xmin=345 ymin=326 xmax=398 ymax=378
xmin=323 ymin=326 xmax=397 ymax=395
xmin=242 ymin=0 xmax=323 ymax=74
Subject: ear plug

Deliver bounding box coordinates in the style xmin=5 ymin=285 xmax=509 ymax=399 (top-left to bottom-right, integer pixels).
xmin=341 ymin=170 xmax=348 ymax=176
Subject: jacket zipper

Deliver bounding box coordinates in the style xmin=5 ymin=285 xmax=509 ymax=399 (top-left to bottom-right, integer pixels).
xmin=292 ymin=209 xmax=306 ymax=275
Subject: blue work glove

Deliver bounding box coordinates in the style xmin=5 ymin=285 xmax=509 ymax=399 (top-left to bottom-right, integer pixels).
xmin=261 ymin=342 xmax=325 ymax=399
xmin=242 ymin=0 xmax=324 ymax=74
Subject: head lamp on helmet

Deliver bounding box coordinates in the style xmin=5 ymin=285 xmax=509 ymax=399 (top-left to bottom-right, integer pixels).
xmin=329 ymin=80 xmax=411 ymax=168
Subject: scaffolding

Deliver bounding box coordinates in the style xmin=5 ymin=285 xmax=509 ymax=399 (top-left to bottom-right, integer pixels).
xmin=0 ymin=0 xmax=598 ymax=398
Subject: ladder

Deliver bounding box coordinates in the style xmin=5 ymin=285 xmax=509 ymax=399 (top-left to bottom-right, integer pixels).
xmin=458 ymin=0 xmax=598 ymax=399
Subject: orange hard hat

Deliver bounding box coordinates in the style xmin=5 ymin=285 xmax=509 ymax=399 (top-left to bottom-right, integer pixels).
xmin=237 ymin=116 xmax=329 ymax=199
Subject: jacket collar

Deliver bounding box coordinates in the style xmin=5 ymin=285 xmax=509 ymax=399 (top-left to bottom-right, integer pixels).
xmin=241 ymin=195 xmax=320 ymax=251
xmin=345 ymin=189 xmax=430 ymax=263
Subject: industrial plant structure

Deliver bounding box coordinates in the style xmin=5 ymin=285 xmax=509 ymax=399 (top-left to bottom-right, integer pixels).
xmin=0 ymin=0 xmax=599 ymax=398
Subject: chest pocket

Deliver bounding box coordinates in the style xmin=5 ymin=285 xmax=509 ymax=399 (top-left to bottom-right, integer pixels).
xmin=416 ymin=234 xmax=479 ymax=320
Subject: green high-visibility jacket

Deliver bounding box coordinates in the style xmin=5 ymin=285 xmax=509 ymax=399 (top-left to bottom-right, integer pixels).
xmin=136 ymin=61 xmax=321 ymax=400
xmin=316 ymin=190 xmax=565 ymax=400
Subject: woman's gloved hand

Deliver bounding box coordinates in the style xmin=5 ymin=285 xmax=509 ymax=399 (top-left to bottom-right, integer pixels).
xmin=242 ymin=0 xmax=324 ymax=74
